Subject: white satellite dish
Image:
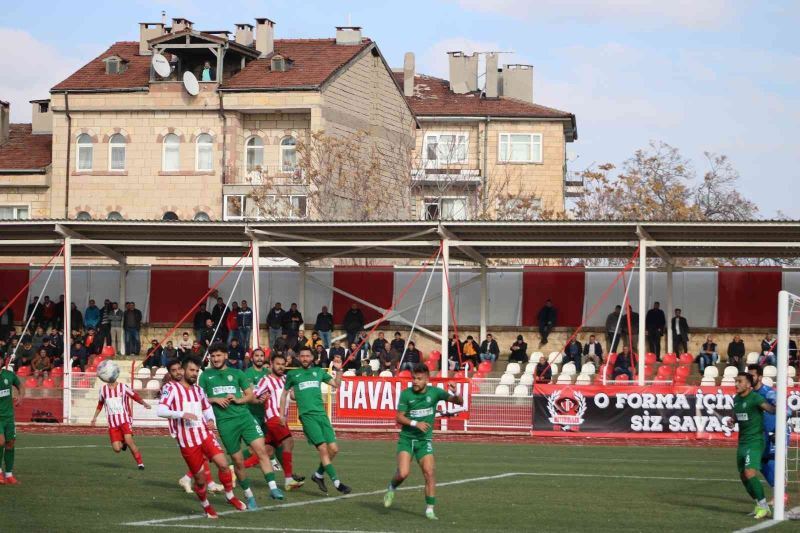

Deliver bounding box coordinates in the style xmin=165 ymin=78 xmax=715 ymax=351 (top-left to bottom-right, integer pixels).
xmin=182 ymin=71 xmax=199 ymax=96
xmin=151 ymin=53 xmax=171 ymax=78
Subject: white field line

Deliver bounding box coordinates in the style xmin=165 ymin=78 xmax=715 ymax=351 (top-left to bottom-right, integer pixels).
xmin=141 ymin=526 xmax=392 ymax=533
xmin=731 ymin=506 xmax=800 ymax=533
xmin=17 ymin=444 xmax=175 ymax=450
xmin=123 ymin=471 xmax=740 ymax=528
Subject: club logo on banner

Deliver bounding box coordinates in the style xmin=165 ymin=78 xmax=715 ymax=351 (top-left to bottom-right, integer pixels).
xmin=546 ymin=390 xmax=587 ymax=429
xmin=337 ymin=377 xmax=470 ymax=420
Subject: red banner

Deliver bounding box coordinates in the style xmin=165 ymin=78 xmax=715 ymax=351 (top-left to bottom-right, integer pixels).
xmin=336 ymin=376 xmax=470 ymax=420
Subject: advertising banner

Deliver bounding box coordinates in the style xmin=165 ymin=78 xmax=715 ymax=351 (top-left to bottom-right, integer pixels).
xmin=337 ymin=377 xmax=470 ymax=420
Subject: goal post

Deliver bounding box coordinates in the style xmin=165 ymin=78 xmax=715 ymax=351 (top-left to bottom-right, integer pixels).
xmin=775 ymin=290 xmax=789 ymax=521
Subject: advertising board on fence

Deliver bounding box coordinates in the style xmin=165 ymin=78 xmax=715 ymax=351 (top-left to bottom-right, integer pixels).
xmin=533 ymin=384 xmax=800 ymax=439
xmin=337 ymin=376 xmax=470 ymax=420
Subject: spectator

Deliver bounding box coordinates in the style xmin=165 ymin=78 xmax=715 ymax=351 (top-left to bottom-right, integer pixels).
xmin=294 ymin=330 xmax=312 ymax=353
xmin=40 ymin=336 xmax=58 ymax=358
xmin=84 ymin=299 xmax=101 ymax=332
xmin=534 ymin=355 xmax=552 ymax=384
xmin=192 ymin=303 xmax=211 ymax=343
xmin=379 ymin=348 xmax=397 ymax=374
xmin=31 ymin=326 xmax=45 ymax=350
xmin=400 ymin=341 xmax=421 ymax=372
xmin=99 ymin=299 xmax=112 ymax=348
xmin=342 ymin=303 xmax=364 ymax=346
xmin=329 ymin=340 xmax=345 ymax=362
xmin=356 ymin=342 xmax=373 ymax=376
xmin=273 ymin=332 xmax=291 ymax=354
xmin=613 ymin=346 xmax=634 ymax=380
xmin=70 ymin=340 xmax=89 ymax=371
xmin=31 ymin=347 xmax=52 ymax=382
xmin=0 ymin=300 xmax=14 ymax=341
xmin=225 ymin=301 xmax=241 ymax=346
xmin=54 ymin=294 xmax=65 ymax=330
xmin=621 ymin=307 xmax=639 ymax=350
xmin=123 ymin=301 xmax=143 ymax=356
xmin=509 ymin=335 xmax=528 ymax=364
xmin=790 ymin=337 xmax=799 ymax=366
xmin=759 ymin=333 xmax=777 ymax=367
xmin=189 ymin=340 xmax=204 ymax=359
xmin=314 ymin=343 xmax=328 ymax=368
xmin=389 ymin=332 xmax=405 ymax=354
xmin=282 ymin=302 xmax=304 ymax=340
xmin=537 ymin=299 xmax=557 ymax=346
xmin=582 ymin=334 xmax=604 ymax=366
xmin=26 ymin=296 xmax=41 ymax=329
xmin=108 ymin=302 xmax=123 ymax=355
xmin=15 ymin=338 xmax=35 ymax=370
xmin=448 ymin=334 xmax=463 ymax=371
xmin=671 ymin=309 xmax=690 ymax=355
xmin=343 ymin=343 xmax=361 ymax=372
xmin=314 ymin=306 xmax=334 ymax=348
xmin=356 ymin=330 xmax=371 ymax=353
xmin=563 ymin=338 xmax=583 ymax=373
xmin=727 ymin=335 xmax=746 ymax=371
xmin=162 ymin=340 xmax=177 ymax=366
xmin=310 ymin=331 xmax=324 ymax=349
xmin=178 ymin=332 xmax=193 ymax=357
xmin=70 ymin=302 xmax=83 ymax=332
xmin=605 ymin=305 xmax=622 ymax=353
xmin=697 ymin=336 xmax=719 ymax=372
xmin=645 ymin=302 xmax=666 ymax=361
xmin=372 ymin=331 xmax=388 ymax=356
xmin=462 ymin=335 xmax=480 ymax=365
xmin=266 ymin=302 xmax=285 ymax=348
xmin=41 ymin=295 xmax=56 ymax=330
xmin=211 ymin=297 xmax=227 ymax=331
xmin=227 ymin=338 xmax=245 ymax=369
xmin=479 ymin=333 xmax=500 ymax=363
xmin=143 ymin=339 xmax=162 ymax=368
xmin=84 ymin=328 xmax=101 ymax=355
xmin=238 ymin=300 xmax=253 ymax=350
xmin=328 ymin=353 xmax=343 ymax=374
xmin=200 ymin=318 xmax=218 ymax=347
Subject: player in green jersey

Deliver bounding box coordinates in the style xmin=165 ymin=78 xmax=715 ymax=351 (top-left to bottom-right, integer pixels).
xmin=384 ymin=363 xmax=463 ymax=520
xmin=726 ymin=372 xmax=775 ymax=520
xmin=279 ymin=347 xmax=351 ymax=495
xmin=241 ymin=349 xmax=279 ymax=468
xmin=0 ymin=364 xmax=23 ymax=485
xmin=199 ymin=343 xmax=284 ymax=507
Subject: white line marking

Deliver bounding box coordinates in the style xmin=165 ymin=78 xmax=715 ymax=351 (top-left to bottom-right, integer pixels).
xmin=17 ymin=444 xmax=175 ymax=450
xmin=731 ymin=519 xmax=781 ymax=533
xmin=143 ymin=526 xmax=391 ymax=533
xmin=123 ymin=471 xmax=739 ymax=527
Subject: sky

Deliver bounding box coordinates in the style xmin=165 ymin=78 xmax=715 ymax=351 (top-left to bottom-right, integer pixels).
xmin=1 ymin=0 xmax=798 ymax=216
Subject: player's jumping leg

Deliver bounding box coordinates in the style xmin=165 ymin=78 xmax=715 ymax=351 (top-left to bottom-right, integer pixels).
xmin=312 ymin=442 xmax=350 ymax=495
xmin=419 ymin=454 xmax=438 ymax=520
xmin=209 ymin=451 xmax=247 ymax=512
xmin=122 ymin=433 xmax=144 ymax=470
xmin=278 ymin=439 xmax=304 ymax=490
xmin=1 ymin=437 xmax=17 ymax=485
xmin=180 ymin=460 xmax=223 ymax=494
xmin=741 ymin=470 xmax=770 ymax=519
xmin=229 ymin=451 xmax=259 ymax=509
xmin=242 ymin=437 xmax=285 ymax=500
xmin=384 ymin=451 xmax=412 ymax=508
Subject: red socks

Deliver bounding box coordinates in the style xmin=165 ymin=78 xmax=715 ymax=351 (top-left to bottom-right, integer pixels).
xmin=282 ymin=451 xmax=293 ymax=478
xmin=243 ymin=455 xmax=260 ymax=469
xmin=132 ymin=450 xmax=143 ymax=465
xmin=194 ymin=483 xmax=208 ymax=502
xmin=218 ymin=467 xmax=234 ymax=492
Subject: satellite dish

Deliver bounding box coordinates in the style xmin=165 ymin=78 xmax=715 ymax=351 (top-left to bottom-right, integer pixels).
xmin=182 ymin=71 xmax=199 ymax=96
xmin=151 ymin=53 xmax=171 ymax=78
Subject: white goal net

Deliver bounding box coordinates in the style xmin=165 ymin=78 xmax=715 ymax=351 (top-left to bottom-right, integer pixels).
xmin=777 ymin=290 xmax=800 ymax=520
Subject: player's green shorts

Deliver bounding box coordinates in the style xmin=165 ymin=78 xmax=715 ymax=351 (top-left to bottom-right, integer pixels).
xmin=397 ymin=434 xmax=433 ymax=461
xmin=0 ymin=418 xmax=15 ymax=441
xmin=737 ymin=442 xmax=764 ymax=472
xmin=299 ymin=413 xmax=336 ymax=446
xmin=217 ymin=414 xmax=264 ymax=454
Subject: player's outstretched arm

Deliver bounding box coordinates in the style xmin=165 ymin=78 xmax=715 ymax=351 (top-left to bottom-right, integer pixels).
xmin=131 ymin=391 xmax=151 ymax=409
xmin=760 ymin=400 xmax=776 ymax=414
xmin=90 ymin=403 xmax=103 ymax=426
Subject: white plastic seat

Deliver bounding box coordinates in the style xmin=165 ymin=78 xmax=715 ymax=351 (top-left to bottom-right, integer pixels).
xmin=788 ymin=377 xmax=796 ymax=387
xmin=369 ymin=359 xmax=381 ymax=372
xmin=133 ymin=379 xmax=143 ymax=390
xmin=494 ymin=384 xmax=511 ymax=396
xmin=524 ymin=363 xmax=536 ymax=375
xmin=548 ymin=352 xmax=563 ymax=364
xmin=519 ymin=373 xmax=534 ymax=386
xmin=137 ymin=368 xmax=152 ymax=379
xmin=700 ymin=377 xmax=717 ymax=387
xmin=499 ymin=373 xmax=515 ymax=386
xmin=513 ymin=385 xmax=529 ymax=397
xmin=763 ymin=365 xmax=778 ymax=378
xmin=746 ymin=352 xmax=759 ymax=365
xmin=788 ymin=366 xmax=797 ymax=378
xmin=721 ymin=376 xmax=735 ymax=387
xmin=343 ymin=369 xmax=357 ymax=377
xmin=550 ymin=363 xmax=559 ymax=376
xmin=145 ymin=379 xmax=161 ymax=390
xmin=582 ymin=362 xmax=596 ymax=375
xmin=506 ymin=362 xmax=521 ymax=375
xmin=531 ymin=351 xmax=544 ymax=361
xmin=561 ymin=362 xmax=577 ymax=376
xmin=379 ymin=370 xmax=393 ymax=377
xmin=556 ymin=374 xmax=573 ymax=384
xmin=722 ymin=366 xmax=739 ymax=378
xmin=154 ymin=368 xmax=168 ymax=378
xmin=575 ymin=374 xmax=592 ymax=385
xmin=703 ymin=366 xmax=719 ymax=379
xmin=762 ymin=376 xmax=774 ymax=387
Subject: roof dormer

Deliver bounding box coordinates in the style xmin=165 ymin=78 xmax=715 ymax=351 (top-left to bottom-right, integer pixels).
xmin=103 ymin=55 xmax=128 ymax=75
xmin=270 ymin=54 xmax=289 ymax=72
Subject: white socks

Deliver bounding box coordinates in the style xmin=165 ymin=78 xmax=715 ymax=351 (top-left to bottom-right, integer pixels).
xmin=243 ymin=488 xmax=254 ymax=498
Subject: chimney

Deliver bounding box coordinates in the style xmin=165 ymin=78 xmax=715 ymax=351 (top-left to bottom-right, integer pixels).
xmin=0 ymin=101 xmax=9 ymax=145
xmin=255 ymin=18 xmax=275 ymax=57
xmin=447 ymin=51 xmax=479 ymax=94
xmin=484 ymin=53 xmax=499 ymax=98
xmin=30 ymin=100 xmax=52 ymax=134
xmin=171 ymin=18 xmax=193 ymax=33
xmin=335 ymin=26 xmax=362 ymax=45
xmin=138 ymin=22 xmax=165 ymax=55
xmin=501 ymin=64 xmax=533 ymax=103
xmin=235 ymin=23 xmax=254 ymax=47
xmin=403 ymin=52 xmax=415 ymax=97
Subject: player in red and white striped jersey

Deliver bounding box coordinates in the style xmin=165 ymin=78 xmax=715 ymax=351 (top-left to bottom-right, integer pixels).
xmin=157 ymin=356 xmax=247 ymax=519
xmin=162 ymin=359 xmax=223 ymax=495
xmin=90 ymin=376 xmax=150 ymax=469
xmin=244 ymin=352 xmax=303 ymax=490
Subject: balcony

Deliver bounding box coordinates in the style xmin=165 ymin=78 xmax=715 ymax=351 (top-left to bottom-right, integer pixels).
xmin=564 ymin=171 xmax=585 ymax=198
xmin=412 ymin=167 xmax=483 ymax=186
xmin=223 ymin=165 xmax=304 ymax=186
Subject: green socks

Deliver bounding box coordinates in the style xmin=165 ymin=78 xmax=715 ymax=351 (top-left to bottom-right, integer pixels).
xmin=3 ymin=447 xmax=12 ymax=473
xmin=741 ymin=477 xmax=756 ymax=499
xmin=425 ymin=496 xmax=436 ymax=506
xmin=239 ymin=477 xmax=251 ymax=490
xmin=265 ymin=472 xmax=276 ymax=483
xmin=747 ymin=477 xmax=765 ymax=501
xmin=0 ymin=446 xmax=4 ymax=471
xmin=316 ymin=463 xmax=326 ymax=477
xmin=324 ymin=463 xmax=338 ymax=482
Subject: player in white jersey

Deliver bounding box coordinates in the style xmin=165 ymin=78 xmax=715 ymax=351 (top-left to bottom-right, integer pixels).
xmin=251 ymin=352 xmax=304 ymax=490
xmin=157 ymin=356 xmax=247 ymax=519
xmin=90 ymin=374 xmax=150 ymax=469
xmin=161 ymin=359 xmax=223 ymax=494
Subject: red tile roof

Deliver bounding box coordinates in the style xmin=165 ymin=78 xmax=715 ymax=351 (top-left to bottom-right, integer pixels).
xmin=393 ymin=72 xmax=574 ymax=120
xmin=52 ymin=42 xmax=152 ymax=91
xmin=221 ymin=38 xmax=372 ymax=89
xmin=0 ymin=124 xmax=52 ymax=171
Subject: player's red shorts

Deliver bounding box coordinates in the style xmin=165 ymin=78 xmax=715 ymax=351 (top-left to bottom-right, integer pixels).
xmin=180 ymin=434 xmax=224 ymax=475
xmin=108 ymin=422 xmax=133 ymax=443
xmin=265 ymin=416 xmax=292 ymax=448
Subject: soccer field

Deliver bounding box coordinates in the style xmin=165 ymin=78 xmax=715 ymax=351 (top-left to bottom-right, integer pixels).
xmin=0 ymin=433 xmax=794 ymax=532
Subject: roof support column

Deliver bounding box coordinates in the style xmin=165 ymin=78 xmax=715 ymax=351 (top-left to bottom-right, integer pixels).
xmin=299 ymin=263 xmax=307 ymax=323
xmin=666 ymin=264 xmax=674 ymax=354
xmin=251 ymin=240 xmax=262 ymax=349
xmin=62 ymin=236 xmax=72 ymax=423
xmin=479 ymin=265 xmax=488 ymax=343
xmin=440 ymin=240 xmax=450 ymax=379
xmin=637 ymin=240 xmax=647 ymax=385
xmin=119 ymin=264 xmax=127 ymax=355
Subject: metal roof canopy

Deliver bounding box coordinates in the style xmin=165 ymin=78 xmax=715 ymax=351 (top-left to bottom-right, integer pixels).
xmin=0 ymin=220 xmax=799 ymax=261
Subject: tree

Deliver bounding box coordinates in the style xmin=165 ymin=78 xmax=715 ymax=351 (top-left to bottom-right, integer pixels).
xmin=694 ymin=152 xmax=758 ymax=221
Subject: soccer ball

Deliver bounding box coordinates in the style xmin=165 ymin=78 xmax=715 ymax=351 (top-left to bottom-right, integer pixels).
xmin=96 ymin=360 xmax=120 ymax=383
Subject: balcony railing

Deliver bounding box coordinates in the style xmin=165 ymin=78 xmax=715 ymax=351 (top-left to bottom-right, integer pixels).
xmin=564 ymin=171 xmax=585 ymax=198
xmin=224 ymin=165 xmax=303 ymax=186
xmin=412 ymin=167 xmax=482 ymax=185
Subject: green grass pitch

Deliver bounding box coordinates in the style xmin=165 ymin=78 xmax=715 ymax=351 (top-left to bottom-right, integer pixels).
xmin=0 ymin=433 xmax=794 ymax=532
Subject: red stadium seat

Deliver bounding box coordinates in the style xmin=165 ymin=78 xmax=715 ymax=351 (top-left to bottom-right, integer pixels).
xmin=398 ymin=370 xmax=412 ymax=378
xmin=673 ymin=374 xmax=687 ymax=385
xmin=614 ymin=374 xmax=630 ymax=383
xmin=51 ymin=367 xmax=64 ymax=377
xmin=657 ymin=366 xmax=674 ymax=378
xmin=675 ymin=366 xmax=690 ymax=378
xmin=678 ymin=353 xmax=694 ymax=365
xmin=645 ymin=353 xmax=657 ymax=365
xmin=607 ymin=353 xmax=618 ymax=366
xmin=264 ymin=347 xmax=271 ymax=357
xmin=87 ymin=365 xmax=97 ymax=373
xmin=454 ymin=371 xmax=465 ymax=378
xmin=42 ymin=378 xmax=56 ymax=389
xmin=662 ymin=353 xmax=677 ymax=365
xmin=25 ymin=377 xmax=38 ymax=388
xmin=425 ymin=359 xmax=438 ymax=372
xmin=429 ymin=351 xmax=441 ymax=361
xmin=478 ymin=361 xmax=492 ymax=374
xmin=16 ymin=366 xmax=31 ymax=377
xmin=101 ymin=345 xmax=116 ymax=357
xmin=72 ymin=366 xmax=82 ymax=373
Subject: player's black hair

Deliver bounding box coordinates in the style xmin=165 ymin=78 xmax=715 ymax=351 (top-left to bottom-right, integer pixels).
xmin=183 ymin=356 xmax=202 ymax=369
xmin=208 ymin=341 xmax=228 ymax=355
xmin=738 ymin=371 xmax=756 ymax=387
xmin=271 ymin=352 xmax=286 ymax=362
xmin=166 ymin=358 xmax=181 ymax=370
xmin=747 ymin=364 xmax=763 ymax=376
xmin=412 ymin=363 xmax=429 ymax=375
xmin=297 ymin=347 xmax=313 ymax=355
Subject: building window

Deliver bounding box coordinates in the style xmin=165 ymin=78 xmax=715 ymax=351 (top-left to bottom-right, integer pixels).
xmin=498 ymin=133 xmax=542 ymax=163
xmin=76 ymin=211 xmax=92 ymax=221
xmin=424 ymin=133 xmax=468 ymax=166
xmin=288 ymin=195 xmax=307 ymax=219
xmin=280 ymin=136 xmax=297 ymax=172
xmin=38 ymin=102 xmax=49 ymax=113
xmin=162 ymin=133 xmax=180 ymax=171
xmin=162 ymin=211 xmax=179 ymax=221
xmin=0 ymin=206 xmax=30 ymax=220
xmin=109 ymin=133 xmax=126 ymax=171
xmin=195 ymin=133 xmax=213 ymax=171
xmin=422 ymin=197 xmax=467 ymax=220
xmin=104 ymin=57 xmax=126 ymax=75
xmin=245 ymin=136 xmax=264 ymax=172
xmin=76 ymin=134 xmax=93 ymax=171
xmin=107 ymin=211 xmax=124 ymax=221
xmin=194 ymin=211 xmax=211 ymax=221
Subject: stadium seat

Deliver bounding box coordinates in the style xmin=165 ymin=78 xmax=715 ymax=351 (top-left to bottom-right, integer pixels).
xmin=787 ymin=366 xmax=796 ymax=377
xmin=16 ymin=366 xmax=31 ymax=377
xmin=101 ymin=345 xmax=116 ymax=357
xmin=675 ymin=366 xmax=690 ymax=378
xmin=133 ymin=379 xmax=143 ymax=390
xmin=494 ymin=384 xmax=511 ymax=396
xmin=25 ymin=377 xmax=38 ymax=388
xmin=478 ymin=361 xmax=493 ymax=374
xmin=556 ymin=373 xmax=573 ymax=384
xmin=51 ymin=367 xmax=63 ymax=377
xmin=137 ymin=368 xmax=152 ymax=379
xmin=614 ymin=375 xmax=629 ymax=383
xmin=606 ymin=353 xmax=617 ymax=366
xmin=42 ymin=378 xmax=56 ymax=389
xmin=145 ymin=379 xmax=161 ymax=390
xmin=506 ymin=362 xmax=521 ymax=375
xmin=550 ymin=363 xmax=559 ymax=376
xmin=581 ymin=362 xmax=596 ymax=376
xmin=788 ymin=377 xmax=796 ymax=387
xmin=154 ymin=368 xmax=168 ymax=378
xmin=721 ymin=376 xmax=735 ymax=387
xmin=519 ymin=373 xmax=534 ymax=386
xmin=662 ymin=353 xmax=677 ymax=365
xmin=87 ymin=365 xmax=97 ymax=373
xmin=71 ymin=366 xmax=81 ymax=374
xmin=398 ymin=370 xmax=412 ymax=378
xmin=429 ymin=350 xmax=441 ymax=361
xmin=425 ymin=359 xmax=438 ymax=372
xmin=343 ymin=370 xmax=356 ymax=377
xmin=513 ymin=385 xmax=529 ymax=397
xmin=369 ymin=359 xmax=381 ymax=372
xmin=763 ymin=365 xmax=778 ymax=378
xmin=379 ymin=370 xmax=393 ymax=377
xmin=723 ymin=366 xmax=739 ymax=378
xmin=678 ymin=353 xmax=694 ymax=365
xmin=575 ymin=374 xmax=592 ymax=385
xmin=499 ymin=373 xmax=515 ymax=386
xmin=548 ymin=352 xmax=564 ymax=364
xmin=703 ymin=366 xmax=719 ymax=379
xmin=561 ymin=362 xmax=577 ymax=376
xmin=746 ymin=352 xmax=759 ymax=365
xmin=523 ymin=362 xmax=536 ymax=375
xmin=762 ymin=376 xmax=774 ymax=387
xmin=645 ymin=353 xmax=657 ymax=365
xmin=531 ymin=351 xmax=544 ymax=361
xmin=700 ymin=377 xmax=717 ymax=387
